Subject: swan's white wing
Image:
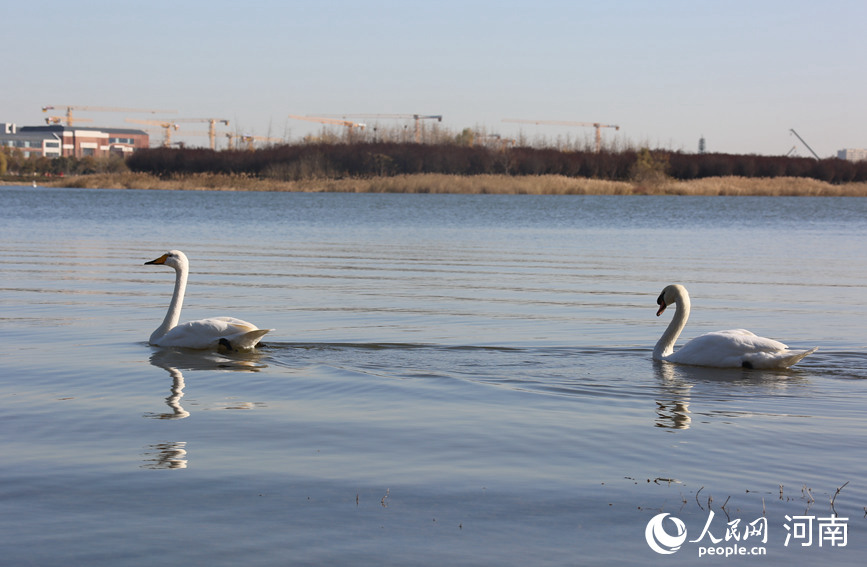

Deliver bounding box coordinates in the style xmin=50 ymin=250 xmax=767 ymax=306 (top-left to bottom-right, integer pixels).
xmin=210 ymin=316 xmax=261 ymax=332
xmin=709 ymin=329 xmax=789 ymax=351
xmin=666 ymin=329 xmax=815 ymax=368
xmin=152 ymin=317 xmax=270 ymax=350
xmin=666 ymin=329 xmax=782 ymax=367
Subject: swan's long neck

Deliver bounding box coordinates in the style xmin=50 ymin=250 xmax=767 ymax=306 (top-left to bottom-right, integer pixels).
xmin=654 ymin=289 xmax=690 ymax=360
xmin=150 ymin=263 xmax=187 ymax=343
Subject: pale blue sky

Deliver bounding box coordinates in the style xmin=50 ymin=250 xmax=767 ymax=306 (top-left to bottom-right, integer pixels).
xmin=5 ymin=0 xmax=865 ymax=156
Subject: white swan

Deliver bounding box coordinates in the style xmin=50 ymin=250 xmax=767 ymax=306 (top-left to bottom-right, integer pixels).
xmin=653 ymin=284 xmax=817 ymax=369
xmin=145 ymin=250 xmax=271 ymax=350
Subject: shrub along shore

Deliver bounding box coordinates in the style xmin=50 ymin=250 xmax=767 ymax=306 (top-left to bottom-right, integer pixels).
xmin=5 ymin=142 xmax=867 ymax=195
xmin=13 ymin=171 xmax=867 ymax=196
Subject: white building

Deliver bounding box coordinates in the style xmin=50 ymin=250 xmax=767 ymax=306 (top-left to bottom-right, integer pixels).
xmin=837 ymin=148 xmax=867 ymax=162
xmin=1 ymin=123 xmax=62 ymax=158
xmin=1 ymin=123 xmax=148 ymax=158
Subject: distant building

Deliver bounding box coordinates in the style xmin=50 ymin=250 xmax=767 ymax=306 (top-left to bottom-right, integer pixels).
xmin=837 ymin=148 xmax=867 ymax=162
xmin=0 ymin=123 xmax=148 ymax=158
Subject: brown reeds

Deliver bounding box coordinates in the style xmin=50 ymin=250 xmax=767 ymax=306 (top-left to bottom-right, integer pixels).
xmin=650 ymin=176 xmax=867 ymax=196
xmin=24 ymin=172 xmax=867 ymax=196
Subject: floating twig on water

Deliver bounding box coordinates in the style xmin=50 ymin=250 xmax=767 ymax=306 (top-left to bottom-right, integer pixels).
xmin=830 ymin=481 xmax=849 ymax=512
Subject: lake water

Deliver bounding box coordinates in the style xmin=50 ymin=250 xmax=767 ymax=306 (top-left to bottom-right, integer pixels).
xmin=1 ymin=185 xmax=865 ymax=565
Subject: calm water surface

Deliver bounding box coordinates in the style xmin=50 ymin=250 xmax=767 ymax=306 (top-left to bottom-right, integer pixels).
xmin=1 ymin=186 xmax=865 ymax=565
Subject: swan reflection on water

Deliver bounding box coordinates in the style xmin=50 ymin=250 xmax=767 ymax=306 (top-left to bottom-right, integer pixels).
xmin=652 ymin=358 xmax=812 ymax=430
xmin=141 ymin=441 xmax=188 ymax=469
xmin=145 ymin=366 xmax=190 ymax=420
xmin=146 ymin=347 xmax=268 ymax=420
xmin=142 ymin=347 xmax=269 ymax=468
xmin=653 ymin=361 xmax=693 ymax=430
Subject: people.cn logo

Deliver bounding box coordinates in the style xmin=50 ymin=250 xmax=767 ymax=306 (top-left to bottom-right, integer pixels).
xmin=645 ymin=513 xmax=688 ymax=554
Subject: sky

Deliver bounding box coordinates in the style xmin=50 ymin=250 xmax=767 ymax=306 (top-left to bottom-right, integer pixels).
xmin=5 ymin=0 xmax=865 ymax=157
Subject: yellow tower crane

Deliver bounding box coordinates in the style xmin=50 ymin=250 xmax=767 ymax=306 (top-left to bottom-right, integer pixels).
xmin=240 ymin=135 xmax=283 ymax=151
xmin=223 ymin=134 xmax=283 ymax=150
xmin=125 ymin=119 xmax=179 ymax=148
xmin=288 ymin=115 xmax=366 ymax=142
xmin=474 ymin=134 xmax=516 ymax=151
xmin=168 ymin=131 xmax=216 ymax=148
xmin=224 ymin=133 xmax=240 ymax=151
xmin=321 ymin=114 xmax=442 ymax=143
xmin=42 ymin=105 xmax=177 ymax=127
xmin=171 ymin=118 xmax=230 ymax=150
xmin=45 ymin=116 xmax=92 ymax=125
xmin=502 ymin=118 xmax=620 ymax=153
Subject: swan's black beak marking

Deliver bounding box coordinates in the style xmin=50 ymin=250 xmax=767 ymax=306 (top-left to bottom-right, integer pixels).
xmin=656 ymin=293 xmax=667 ymax=317
xmin=145 ymin=253 xmax=169 ymax=266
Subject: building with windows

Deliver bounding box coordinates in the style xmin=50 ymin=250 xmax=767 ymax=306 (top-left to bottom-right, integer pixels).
xmin=837 ymin=148 xmax=867 ymax=162
xmin=1 ymin=123 xmax=149 ymax=158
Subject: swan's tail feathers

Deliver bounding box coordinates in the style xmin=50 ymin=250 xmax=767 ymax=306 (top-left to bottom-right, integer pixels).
xmin=744 ymin=346 xmax=818 ymax=369
xmin=779 ymin=347 xmax=819 ymax=368
xmin=231 ymin=329 xmax=272 ymax=350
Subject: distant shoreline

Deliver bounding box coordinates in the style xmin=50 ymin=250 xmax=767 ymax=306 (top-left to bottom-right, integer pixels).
xmin=5 ymin=172 xmax=867 ymax=196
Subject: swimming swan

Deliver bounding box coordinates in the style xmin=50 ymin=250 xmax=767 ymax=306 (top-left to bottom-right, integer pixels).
xmin=145 ymin=250 xmax=271 ymax=350
xmin=653 ymin=284 xmax=817 ymax=368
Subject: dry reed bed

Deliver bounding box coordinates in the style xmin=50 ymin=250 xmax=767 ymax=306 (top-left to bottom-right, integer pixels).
xmin=31 ymin=172 xmax=867 ymax=196
xmin=657 ymin=176 xmax=867 ymax=196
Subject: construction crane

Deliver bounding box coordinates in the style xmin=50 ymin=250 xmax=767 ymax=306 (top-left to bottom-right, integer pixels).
xmin=169 ymin=131 xmax=215 ymax=148
xmin=45 ymin=116 xmax=92 ymax=125
xmin=289 ymin=115 xmax=366 ymax=142
xmin=223 ymin=133 xmax=283 ymax=151
xmin=224 ymin=133 xmax=240 ymax=150
xmin=321 ymin=114 xmax=442 ymax=143
xmin=240 ymin=135 xmax=282 ymax=151
xmin=502 ymin=118 xmax=620 ymax=153
xmin=42 ymin=105 xmax=177 ymax=127
xmin=474 ymin=133 xmax=516 ymax=151
xmin=167 ymin=132 xmax=212 ymax=149
xmin=125 ymin=119 xmax=179 ymax=148
xmin=172 ymin=118 xmax=230 ymax=150
xmin=789 ymin=129 xmax=820 ymax=160
xmin=289 ymin=115 xmax=366 ymax=129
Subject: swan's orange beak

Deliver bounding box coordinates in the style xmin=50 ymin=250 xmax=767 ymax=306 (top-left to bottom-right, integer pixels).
xmin=656 ymin=300 xmax=667 ymax=317
xmin=145 ymin=253 xmax=169 ymax=265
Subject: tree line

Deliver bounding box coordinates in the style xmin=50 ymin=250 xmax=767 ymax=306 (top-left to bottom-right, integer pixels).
xmin=5 ymin=142 xmax=867 ymax=184
xmin=125 ymin=143 xmax=867 ymax=184
xmin=0 ymin=150 xmax=128 ymax=177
